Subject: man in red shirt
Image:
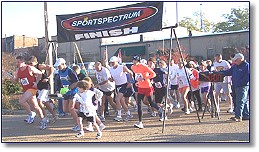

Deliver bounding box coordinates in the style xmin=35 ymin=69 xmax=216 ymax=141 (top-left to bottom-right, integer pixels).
xmin=131 ymin=56 xmax=163 ymax=129
xmin=10 ymin=56 xmax=48 ymax=129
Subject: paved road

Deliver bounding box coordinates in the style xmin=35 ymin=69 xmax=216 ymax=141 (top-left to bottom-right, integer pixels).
xmin=1 ymin=101 xmax=249 ymax=143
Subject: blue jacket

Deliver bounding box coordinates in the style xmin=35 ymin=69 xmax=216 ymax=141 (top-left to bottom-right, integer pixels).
xmin=222 ymin=61 xmax=249 ymax=88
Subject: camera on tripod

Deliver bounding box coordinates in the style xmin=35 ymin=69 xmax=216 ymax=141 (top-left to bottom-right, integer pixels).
xmin=199 ymin=71 xmax=225 ymax=82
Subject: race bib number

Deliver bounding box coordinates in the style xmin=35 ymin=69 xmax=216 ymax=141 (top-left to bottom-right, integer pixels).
xmin=20 ymin=78 xmax=29 ymax=86
xmin=154 ymin=82 xmax=162 ymax=88
xmin=135 ymin=73 xmax=144 ymax=81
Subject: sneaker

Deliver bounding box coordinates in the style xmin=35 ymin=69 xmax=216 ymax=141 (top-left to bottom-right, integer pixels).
xmin=114 ymin=116 xmax=123 ymax=122
xmin=175 ymin=102 xmax=181 ymax=109
xmin=147 ymin=106 xmax=151 ymax=112
xmin=227 ymin=108 xmax=234 ymax=113
xmin=40 ymin=120 xmax=47 ymax=130
xmin=85 ymin=126 xmax=94 ymax=132
xmin=58 ymin=113 xmax=67 ymax=117
xmin=26 ymin=111 xmax=36 ymax=124
xmin=105 ymin=111 xmax=110 ymax=116
xmin=85 ymin=123 xmax=94 ymax=132
xmin=159 ymin=116 xmax=168 ymax=121
xmin=96 ymin=132 xmax=102 ymax=139
xmin=123 ymin=114 xmax=133 ymax=121
xmin=151 ymin=111 xmax=157 ymax=117
xmin=185 ymin=109 xmax=190 ymax=115
xmin=189 ymin=107 xmax=193 ymax=112
xmin=99 ymin=124 xmax=106 ymax=131
xmin=75 ymin=132 xmax=84 ymax=138
xmin=72 ymin=125 xmax=80 ymax=131
xmin=99 ymin=116 xmax=106 ymax=122
xmin=230 ymin=117 xmax=242 ymax=122
xmin=134 ymin=122 xmax=144 ymax=129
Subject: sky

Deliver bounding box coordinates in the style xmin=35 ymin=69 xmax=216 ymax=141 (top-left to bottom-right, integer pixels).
xmin=1 ymin=0 xmax=250 ymax=39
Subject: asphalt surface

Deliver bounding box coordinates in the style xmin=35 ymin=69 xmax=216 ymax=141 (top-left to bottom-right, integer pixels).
xmin=1 ymin=101 xmax=249 ymax=143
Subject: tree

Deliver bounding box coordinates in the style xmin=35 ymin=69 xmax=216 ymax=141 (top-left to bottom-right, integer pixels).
xmin=213 ymin=7 xmax=249 ymax=33
xmin=178 ymin=12 xmax=214 ymax=33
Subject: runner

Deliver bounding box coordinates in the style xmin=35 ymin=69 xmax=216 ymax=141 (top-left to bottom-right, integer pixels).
xmin=109 ymin=56 xmax=134 ymax=121
xmin=54 ymin=58 xmax=79 ymax=131
xmin=10 ymin=56 xmax=48 ymax=129
xmin=28 ymin=56 xmax=57 ymax=124
xmin=131 ymin=55 xmax=164 ymax=129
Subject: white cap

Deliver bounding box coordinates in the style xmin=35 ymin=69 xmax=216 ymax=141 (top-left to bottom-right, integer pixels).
xmin=109 ymin=56 xmax=118 ymax=62
xmin=189 ymin=61 xmax=197 ymax=67
xmin=231 ymin=53 xmax=244 ymax=61
xmin=54 ymin=58 xmax=66 ymax=66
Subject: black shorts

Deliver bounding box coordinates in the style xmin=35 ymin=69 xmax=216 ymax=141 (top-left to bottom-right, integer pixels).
xmin=100 ymin=89 xmax=115 ymax=96
xmin=115 ymin=83 xmax=127 ymax=94
xmin=77 ymin=112 xmax=94 ymax=122
xmin=170 ymin=85 xmax=179 ymax=90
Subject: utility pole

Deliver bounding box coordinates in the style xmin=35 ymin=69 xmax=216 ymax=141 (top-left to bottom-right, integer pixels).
xmin=44 ymin=2 xmax=54 ymax=94
xmin=200 ymin=3 xmax=203 ymax=31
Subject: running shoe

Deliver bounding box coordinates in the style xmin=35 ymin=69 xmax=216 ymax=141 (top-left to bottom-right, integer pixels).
xmin=113 ymin=116 xmax=123 ymax=122
xmin=134 ymin=122 xmax=144 ymax=129
xmin=40 ymin=119 xmax=48 ymax=130
xmin=75 ymin=132 xmax=85 ymax=138
xmin=159 ymin=116 xmax=168 ymax=121
xmin=151 ymin=111 xmax=157 ymax=117
xmin=99 ymin=115 xmax=106 ymax=122
xmin=72 ymin=125 xmax=80 ymax=131
xmin=26 ymin=111 xmax=36 ymax=124
xmin=123 ymin=114 xmax=133 ymax=121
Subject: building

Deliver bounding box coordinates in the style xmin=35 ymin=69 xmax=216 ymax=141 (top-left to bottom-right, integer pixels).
xmin=2 ymin=35 xmax=38 ymax=53
xmin=3 ymin=29 xmax=249 ymax=65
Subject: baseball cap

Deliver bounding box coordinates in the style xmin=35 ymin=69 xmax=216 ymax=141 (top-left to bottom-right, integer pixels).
xmin=231 ymin=53 xmax=244 ymax=61
xmin=132 ymin=55 xmax=141 ymax=61
xmin=109 ymin=56 xmax=118 ymax=62
xmin=54 ymin=58 xmax=66 ymax=66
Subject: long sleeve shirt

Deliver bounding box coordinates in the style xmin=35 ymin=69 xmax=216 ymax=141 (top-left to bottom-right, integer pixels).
xmin=221 ymin=61 xmax=249 ymax=88
xmin=131 ymin=63 xmax=156 ymax=88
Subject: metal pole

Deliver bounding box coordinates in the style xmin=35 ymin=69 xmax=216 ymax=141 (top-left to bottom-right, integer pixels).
xmin=162 ymin=26 xmax=173 ymax=133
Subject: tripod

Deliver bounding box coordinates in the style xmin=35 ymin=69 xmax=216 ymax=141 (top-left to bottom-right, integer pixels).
xmin=201 ymin=82 xmax=220 ymax=120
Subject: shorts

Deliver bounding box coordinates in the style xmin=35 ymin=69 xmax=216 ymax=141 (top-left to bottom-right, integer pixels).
xmin=115 ymin=83 xmax=128 ymax=96
xmin=200 ymin=86 xmax=210 ymax=93
xmin=77 ymin=112 xmax=94 ymax=122
xmin=37 ymin=89 xmax=49 ymax=103
xmin=215 ymin=82 xmax=232 ymax=94
xmin=26 ymin=88 xmax=38 ymax=96
xmin=138 ymin=87 xmax=154 ymax=97
xmin=100 ymin=89 xmax=114 ymax=96
xmin=170 ymin=85 xmax=179 ymax=90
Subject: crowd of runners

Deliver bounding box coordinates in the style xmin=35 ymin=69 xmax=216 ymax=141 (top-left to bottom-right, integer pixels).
xmin=8 ymin=52 xmax=249 ymax=139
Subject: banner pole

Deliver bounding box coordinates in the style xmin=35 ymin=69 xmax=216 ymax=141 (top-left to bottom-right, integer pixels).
xmin=73 ymin=42 xmax=87 ymax=76
xmin=162 ymin=26 xmax=174 ymax=133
